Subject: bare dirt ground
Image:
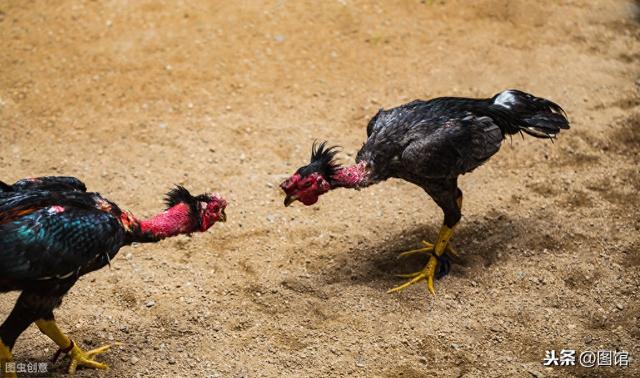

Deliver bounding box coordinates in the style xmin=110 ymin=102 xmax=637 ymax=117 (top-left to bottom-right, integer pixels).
xmin=1 ymin=0 xmax=639 ymax=377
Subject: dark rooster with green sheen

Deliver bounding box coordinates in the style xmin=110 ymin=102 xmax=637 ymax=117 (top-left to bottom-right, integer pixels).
xmin=0 ymin=177 xmax=227 ymax=376
xmin=281 ymin=89 xmax=569 ymax=295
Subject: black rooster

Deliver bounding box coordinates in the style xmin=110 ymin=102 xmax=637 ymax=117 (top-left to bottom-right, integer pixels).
xmin=0 ymin=177 xmax=227 ymax=376
xmin=281 ymin=89 xmax=569 ymax=294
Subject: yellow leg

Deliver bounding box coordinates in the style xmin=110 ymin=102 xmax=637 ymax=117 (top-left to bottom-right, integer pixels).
xmin=0 ymin=339 xmax=17 ymax=378
xmin=388 ymin=223 xmax=456 ymax=295
xmin=399 ymin=193 xmax=463 ymax=259
xmin=35 ymin=319 xmax=111 ymax=374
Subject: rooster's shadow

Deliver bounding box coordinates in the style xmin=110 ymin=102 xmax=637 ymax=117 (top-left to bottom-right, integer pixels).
xmin=320 ymin=209 xmax=561 ymax=290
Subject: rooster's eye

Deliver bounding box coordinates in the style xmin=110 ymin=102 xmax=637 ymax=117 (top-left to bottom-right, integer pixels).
xmin=302 ymin=181 xmax=312 ymax=188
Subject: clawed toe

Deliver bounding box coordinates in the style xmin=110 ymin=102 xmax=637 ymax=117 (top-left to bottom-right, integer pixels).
xmin=59 ymin=341 xmax=113 ymax=374
xmin=388 ymin=254 xmax=439 ymax=295
xmin=387 ymin=271 xmax=428 ymax=293
xmin=397 ymin=240 xmax=434 ymax=258
xmin=395 ymin=272 xmax=423 ymax=278
xmin=86 ymin=345 xmax=112 ymax=357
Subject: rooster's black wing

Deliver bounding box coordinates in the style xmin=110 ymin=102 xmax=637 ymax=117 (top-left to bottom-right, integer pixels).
xmin=359 ymin=100 xmax=504 ymax=180
xmin=0 ymin=206 xmax=125 ymax=281
xmin=0 ymin=191 xmax=126 ymax=281
xmin=400 ymin=115 xmax=504 ymax=178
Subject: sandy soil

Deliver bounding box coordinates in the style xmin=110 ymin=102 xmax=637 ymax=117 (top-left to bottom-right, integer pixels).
xmin=1 ymin=0 xmax=639 ymax=377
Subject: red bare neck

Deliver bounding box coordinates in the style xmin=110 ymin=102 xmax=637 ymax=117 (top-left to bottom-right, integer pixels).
xmin=331 ymin=161 xmax=370 ymax=189
xmin=137 ymin=203 xmax=195 ymax=240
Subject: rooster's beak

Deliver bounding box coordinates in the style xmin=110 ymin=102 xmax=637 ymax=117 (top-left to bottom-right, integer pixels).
xmin=219 ymin=210 xmax=227 ymax=222
xmin=284 ymin=195 xmax=297 ymax=207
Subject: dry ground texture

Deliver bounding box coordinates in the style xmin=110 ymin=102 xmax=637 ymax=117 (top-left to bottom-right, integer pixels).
xmin=1 ymin=0 xmax=639 ymax=377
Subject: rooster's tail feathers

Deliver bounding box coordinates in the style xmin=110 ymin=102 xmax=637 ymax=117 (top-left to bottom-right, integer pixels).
xmin=491 ymin=89 xmax=570 ymax=138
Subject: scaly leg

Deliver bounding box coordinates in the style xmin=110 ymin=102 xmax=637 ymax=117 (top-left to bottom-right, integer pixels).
xmin=35 ymin=319 xmax=111 ymax=374
xmin=395 ymin=194 xmax=463 ymax=259
xmin=388 ymin=224 xmax=456 ymax=294
xmin=388 ymin=192 xmax=463 ymax=295
xmin=0 ymin=338 xmax=16 ymax=378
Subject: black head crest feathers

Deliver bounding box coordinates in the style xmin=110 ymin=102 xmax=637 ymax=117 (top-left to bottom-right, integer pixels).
xmin=165 ymin=185 xmax=213 ymax=211
xmin=297 ymin=141 xmax=341 ymax=179
xmin=165 ymin=185 xmax=196 ymax=209
xmin=165 ymin=185 xmax=208 ymax=230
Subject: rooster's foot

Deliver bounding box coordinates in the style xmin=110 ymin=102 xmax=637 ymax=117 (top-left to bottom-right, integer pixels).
xmin=388 ymin=223 xmax=457 ymax=295
xmin=388 ymin=254 xmax=444 ymax=294
xmin=58 ymin=340 xmax=111 ymax=374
